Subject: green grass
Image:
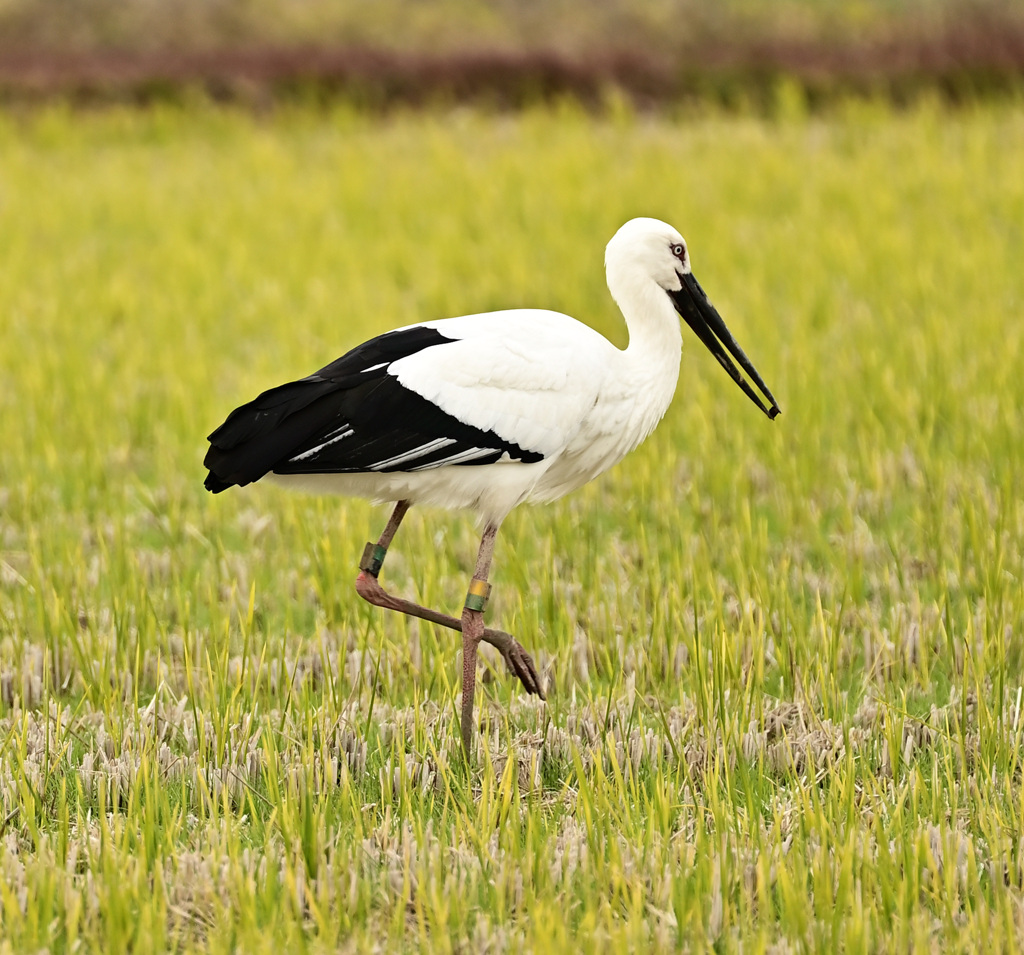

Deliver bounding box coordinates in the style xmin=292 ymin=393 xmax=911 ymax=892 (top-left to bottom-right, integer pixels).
xmin=1 ymin=98 xmax=1024 ymax=952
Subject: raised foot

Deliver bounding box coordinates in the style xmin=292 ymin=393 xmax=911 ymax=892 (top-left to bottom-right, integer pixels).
xmin=483 ymin=629 xmax=545 ymax=700
xmin=354 ymin=571 xmax=545 ymax=700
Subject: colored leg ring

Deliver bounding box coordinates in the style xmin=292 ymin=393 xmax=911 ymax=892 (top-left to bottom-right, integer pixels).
xmin=359 ymin=543 xmax=388 ymax=577
xmin=464 ymin=577 xmax=492 ymax=613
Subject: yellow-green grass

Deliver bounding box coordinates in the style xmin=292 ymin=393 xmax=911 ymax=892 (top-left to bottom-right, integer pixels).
xmin=1 ymin=99 xmax=1023 ymax=952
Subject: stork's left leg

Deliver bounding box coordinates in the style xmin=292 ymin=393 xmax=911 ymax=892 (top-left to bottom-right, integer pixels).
xmin=460 ymin=522 xmax=499 ymax=758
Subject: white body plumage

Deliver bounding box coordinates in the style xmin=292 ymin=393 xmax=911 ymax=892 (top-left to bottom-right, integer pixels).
xmin=267 ymin=220 xmax=687 ymax=523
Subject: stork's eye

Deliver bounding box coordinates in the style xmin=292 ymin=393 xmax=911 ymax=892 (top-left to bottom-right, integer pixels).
xmin=671 ymin=244 xmax=685 ymax=258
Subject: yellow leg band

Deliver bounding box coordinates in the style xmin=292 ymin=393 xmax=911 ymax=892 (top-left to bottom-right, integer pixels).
xmin=464 ymin=578 xmax=491 ymax=612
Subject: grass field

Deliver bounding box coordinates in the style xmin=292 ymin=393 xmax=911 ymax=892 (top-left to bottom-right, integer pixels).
xmin=1 ymin=98 xmax=1024 ymax=951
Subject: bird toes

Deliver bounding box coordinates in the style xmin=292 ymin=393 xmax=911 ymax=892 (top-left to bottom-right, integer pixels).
xmin=501 ymin=640 xmax=546 ymax=701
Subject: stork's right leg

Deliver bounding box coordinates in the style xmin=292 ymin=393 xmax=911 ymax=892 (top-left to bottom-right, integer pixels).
xmin=354 ymin=502 xmax=544 ymax=699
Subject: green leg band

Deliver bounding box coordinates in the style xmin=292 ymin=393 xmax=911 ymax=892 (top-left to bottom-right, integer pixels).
xmin=464 ymin=577 xmax=491 ymax=613
xmin=359 ymin=543 xmax=388 ymax=577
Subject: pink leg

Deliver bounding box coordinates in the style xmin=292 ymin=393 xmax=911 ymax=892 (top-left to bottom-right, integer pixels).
xmin=354 ymin=503 xmax=544 ymax=703
xmin=460 ymin=522 xmax=498 ymax=758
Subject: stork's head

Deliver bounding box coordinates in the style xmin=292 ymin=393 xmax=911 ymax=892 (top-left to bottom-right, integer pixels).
xmin=605 ymin=217 xmax=692 ymax=290
xmin=606 ymin=217 xmax=780 ymax=420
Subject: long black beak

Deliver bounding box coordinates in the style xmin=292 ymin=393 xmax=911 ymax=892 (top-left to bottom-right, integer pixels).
xmin=670 ymin=271 xmax=780 ymax=420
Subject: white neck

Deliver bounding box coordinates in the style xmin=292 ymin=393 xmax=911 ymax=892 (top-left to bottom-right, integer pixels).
xmin=609 ymin=269 xmax=683 ymax=446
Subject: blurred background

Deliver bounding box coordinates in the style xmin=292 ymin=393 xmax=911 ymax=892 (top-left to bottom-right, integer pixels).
xmin=1 ymin=0 xmax=1022 ymax=109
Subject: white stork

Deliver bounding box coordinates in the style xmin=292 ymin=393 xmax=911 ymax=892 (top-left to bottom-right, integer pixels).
xmin=204 ymin=217 xmax=780 ymax=756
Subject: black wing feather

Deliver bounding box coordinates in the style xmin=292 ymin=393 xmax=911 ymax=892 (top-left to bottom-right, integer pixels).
xmin=204 ymin=325 xmax=543 ymax=493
